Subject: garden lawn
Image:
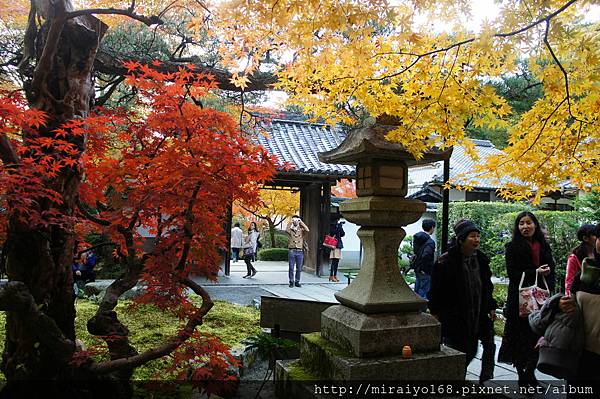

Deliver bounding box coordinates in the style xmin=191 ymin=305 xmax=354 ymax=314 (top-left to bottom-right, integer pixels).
xmin=0 ymin=298 xmax=260 ymax=380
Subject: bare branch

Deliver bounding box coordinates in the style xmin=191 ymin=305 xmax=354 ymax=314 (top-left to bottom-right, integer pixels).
xmin=495 ymin=0 xmax=578 ymax=38
xmin=94 ymin=76 xmax=125 ymax=106
xmin=542 ymin=18 xmax=589 ymax=125
xmin=94 ymin=51 xmax=278 ymax=92
xmin=77 ymin=242 xmax=117 ymax=257
xmin=77 ymin=200 xmax=111 ymax=226
xmin=369 ymin=0 xmax=580 ymax=82
xmin=177 ymin=183 xmax=202 ymax=270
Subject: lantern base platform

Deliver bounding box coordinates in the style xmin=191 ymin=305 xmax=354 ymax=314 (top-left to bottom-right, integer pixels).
xmin=321 ymin=305 xmax=441 ymax=357
xmin=274 ymin=333 xmax=465 ymax=398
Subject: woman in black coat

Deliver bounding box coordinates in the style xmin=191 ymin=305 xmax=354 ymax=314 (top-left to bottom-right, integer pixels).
xmin=498 ymin=211 xmax=555 ymax=387
xmin=428 ymin=220 xmax=497 ymax=379
xmin=328 ymin=217 xmax=345 ymax=282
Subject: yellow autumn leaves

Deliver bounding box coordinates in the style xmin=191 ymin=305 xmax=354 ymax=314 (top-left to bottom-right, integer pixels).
xmin=211 ymin=0 xmax=600 ymax=200
xmin=4 ymin=0 xmax=600 ymax=200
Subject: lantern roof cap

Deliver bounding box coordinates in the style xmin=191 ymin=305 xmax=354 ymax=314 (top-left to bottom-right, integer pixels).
xmin=318 ymin=116 xmax=452 ymax=166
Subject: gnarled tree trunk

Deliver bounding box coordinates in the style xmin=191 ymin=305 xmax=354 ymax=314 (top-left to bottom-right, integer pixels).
xmin=1 ymin=0 xmax=107 ymax=383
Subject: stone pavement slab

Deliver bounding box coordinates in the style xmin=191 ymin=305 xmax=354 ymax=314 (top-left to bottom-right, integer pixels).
xmin=467 ymin=337 xmax=566 ymax=399
xmin=196 ymin=261 xmax=346 ymax=287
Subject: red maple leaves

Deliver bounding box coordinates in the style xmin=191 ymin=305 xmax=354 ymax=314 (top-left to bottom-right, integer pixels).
xmin=1 ymin=64 xmax=277 ymax=389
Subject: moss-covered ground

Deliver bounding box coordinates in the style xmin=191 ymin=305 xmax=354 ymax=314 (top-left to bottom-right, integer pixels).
xmin=0 ymin=297 xmax=260 ymax=380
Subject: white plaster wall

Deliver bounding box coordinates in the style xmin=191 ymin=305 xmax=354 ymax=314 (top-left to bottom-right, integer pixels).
xmin=449 ymin=190 xmax=466 ymax=201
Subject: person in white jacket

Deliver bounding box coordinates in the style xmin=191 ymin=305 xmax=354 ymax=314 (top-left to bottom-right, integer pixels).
xmin=231 ymin=222 xmax=243 ymax=263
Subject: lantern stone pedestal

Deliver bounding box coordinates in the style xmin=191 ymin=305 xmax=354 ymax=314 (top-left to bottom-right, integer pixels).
xmin=274 ymin=119 xmax=463 ymax=398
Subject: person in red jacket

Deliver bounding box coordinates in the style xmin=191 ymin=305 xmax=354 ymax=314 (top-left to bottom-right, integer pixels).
xmin=565 ymin=224 xmax=597 ymax=295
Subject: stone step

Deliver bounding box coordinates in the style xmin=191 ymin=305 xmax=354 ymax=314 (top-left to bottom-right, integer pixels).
xmin=274 ymin=359 xmax=323 ymax=399
xmin=297 ymin=332 xmax=465 ymax=381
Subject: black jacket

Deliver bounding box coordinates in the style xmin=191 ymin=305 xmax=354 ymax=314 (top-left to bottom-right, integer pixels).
xmin=428 ymin=245 xmax=497 ymax=347
xmin=412 ymin=231 xmax=435 ymax=275
xmin=505 ymin=239 xmax=556 ymax=320
xmin=329 ymin=222 xmax=345 ymax=249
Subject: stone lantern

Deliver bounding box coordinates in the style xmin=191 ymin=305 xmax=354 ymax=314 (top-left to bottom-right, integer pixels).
xmin=275 ymin=117 xmax=465 ymax=397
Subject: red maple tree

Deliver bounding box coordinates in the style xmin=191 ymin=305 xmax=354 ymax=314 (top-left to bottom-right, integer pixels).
xmin=0 ymin=62 xmax=275 ymax=395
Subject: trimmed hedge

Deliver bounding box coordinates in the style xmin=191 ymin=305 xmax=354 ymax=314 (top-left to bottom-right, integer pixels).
xmin=262 ymin=232 xmax=289 ymax=249
xmin=258 ymin=248 xmax=289 ymax=261
xmin=435 ymin=201 xmax=529 ymax=261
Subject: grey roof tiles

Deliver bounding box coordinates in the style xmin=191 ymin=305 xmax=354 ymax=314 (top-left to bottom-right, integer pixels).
xmin=256 ymin=119 xmax=355 ymax=178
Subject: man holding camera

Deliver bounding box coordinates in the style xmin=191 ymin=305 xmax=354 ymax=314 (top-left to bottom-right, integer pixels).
xmin=286 ymin=215 xmax=310 ymax=287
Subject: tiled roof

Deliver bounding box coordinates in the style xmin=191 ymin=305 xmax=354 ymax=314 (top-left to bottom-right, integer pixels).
xmin=256 ymin=119 xmax=519 ymax=189
xmin=256 ymin=119 xmax=355 ymax=178
xmin=428 ymin=139 xmax=520 ymax=189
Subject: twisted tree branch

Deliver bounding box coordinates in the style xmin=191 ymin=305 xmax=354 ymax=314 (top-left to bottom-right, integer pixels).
xmin=89 ymin=278 xmax=213 ymax=375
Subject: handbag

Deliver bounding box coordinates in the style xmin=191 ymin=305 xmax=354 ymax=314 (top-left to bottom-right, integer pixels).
xmin=518 ymin=271 xmax=550 ymax=317
xmin=323 ymin=235 xmax=338 ymax=249
xmin=243 ymin=246 xmax=255 ymax=256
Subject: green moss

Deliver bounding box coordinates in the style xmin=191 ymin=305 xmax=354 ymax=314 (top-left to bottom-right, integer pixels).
xmin=287 ymin=360 xmax=319 ymax=381
xmin=0 ymin=298 xmax=260 ymax=380
xmin=303 ymin=332 xmax=352 ymax=358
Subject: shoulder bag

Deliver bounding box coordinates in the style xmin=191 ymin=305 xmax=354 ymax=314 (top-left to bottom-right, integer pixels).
xmin=518 ymin=271 xmax=550 ymax=317
xmin=323 ymin=235 xmax=338 ymax=249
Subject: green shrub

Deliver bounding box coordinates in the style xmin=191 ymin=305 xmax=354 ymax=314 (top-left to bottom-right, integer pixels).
xmin=258 ymin=248 xmax=289 ymax=261
xmin=274 ymin=233 xmax=289 ymax=248
xmin=403 ymin=269 xmax=416 ymax=285
xmin=262 ymin=231 xmax=289 ymax=249
xmin=493 ymin=284 xmax=508 ymax=309
xmin=435 ymin=201 xmax=529 ymax=259
xmin=489 ymin=254 xmax=506 ymax=278
xmin=494 ymin=319 xmax=505 ymax=337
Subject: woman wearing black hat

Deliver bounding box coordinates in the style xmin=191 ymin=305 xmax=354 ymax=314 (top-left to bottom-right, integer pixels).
xmin=498 ymin=211 xmax=555 ymax=387
xmin=428 ymin=220 xmax=497 ymax=382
